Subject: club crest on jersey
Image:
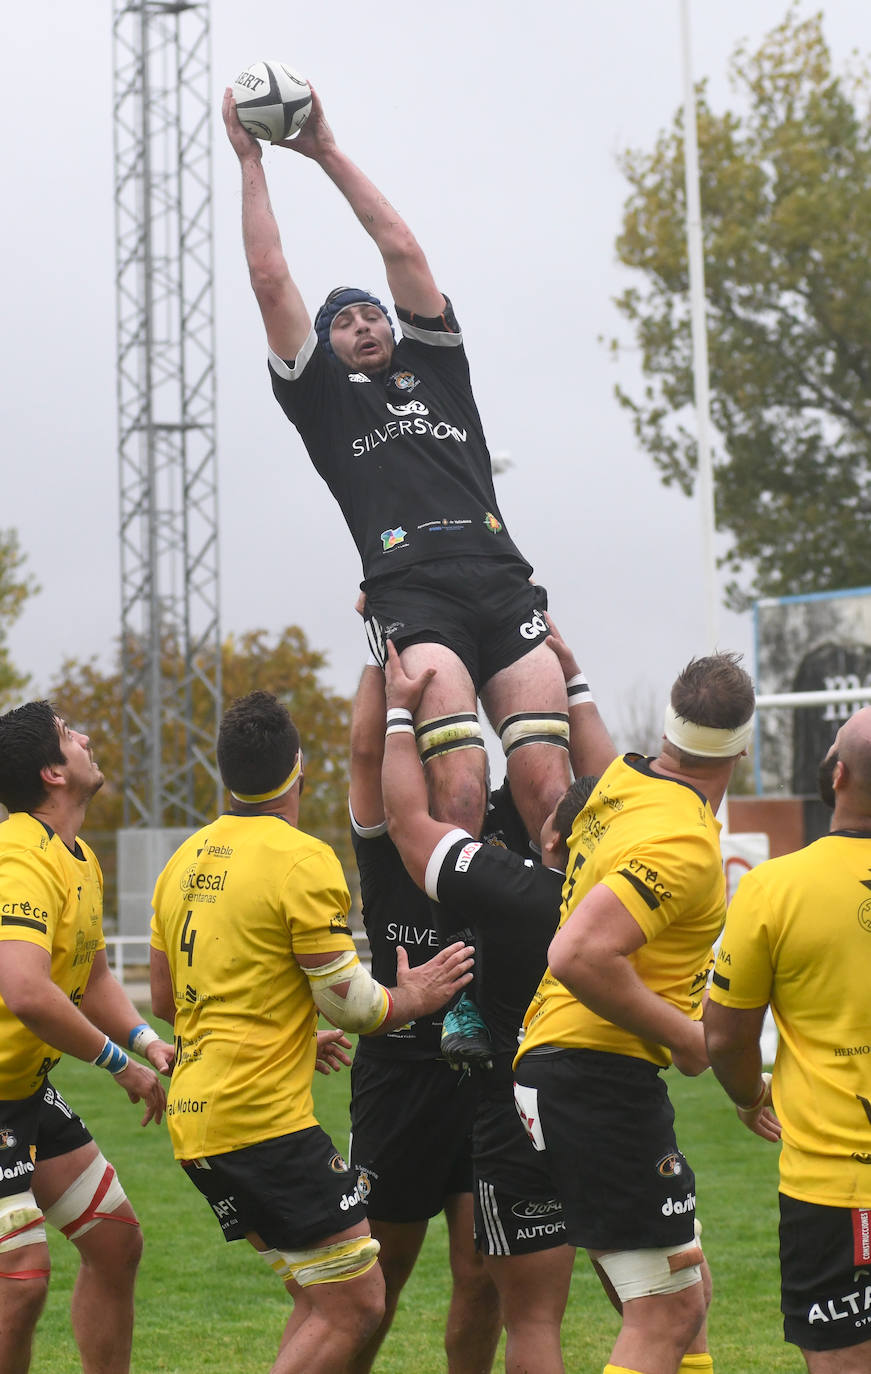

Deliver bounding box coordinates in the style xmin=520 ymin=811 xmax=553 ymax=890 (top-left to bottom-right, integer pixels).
xmin=0 ymin=1129 xmax=17 ymax=1150
xmin=381 ymin=527 xmax=407 ymax=551
xmin=388 ymin=370 xmax=418 ymax=392
xmin=483 ymin=512 xmax=502 ymax=534
xmin=858 ymin=898 xmax=871 ymax=934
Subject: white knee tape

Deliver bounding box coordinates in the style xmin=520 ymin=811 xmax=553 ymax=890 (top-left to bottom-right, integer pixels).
xmin=0 ymin=1190 xmax=46 ymax=1253
xmin=415 ymin=713 xmax=485 ymax=764
xmin=596 ymin=1239 xmax=703 ymax=1302
xmin=259 ymin=1235 xmax=381 ymax=1288
xmin=43 ymin=1152 xmax=130 ymax=1241
xmin=498 ymin=712 xmax=570 ymax=758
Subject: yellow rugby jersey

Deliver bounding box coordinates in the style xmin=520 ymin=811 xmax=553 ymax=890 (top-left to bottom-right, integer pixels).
xmin=0 ymin=812 xmax=105 ymax=1098
xmin=516 ymin=754 xmax=724 ymax=1068
xmin=709 ymin=831 xmax=871 ymax=1207
xmin=150 ymin=812 xmax=354 ymax=1160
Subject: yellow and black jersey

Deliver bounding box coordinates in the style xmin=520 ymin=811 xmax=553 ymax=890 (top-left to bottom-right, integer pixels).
xmin=709 ymin=830 xmax=871 ymax=1206
xmin=516 ymin=754 xmax=724 ymax=1069
xmin=150 ymin=812 xmax=354 ymax=1160
xmin=0 ymin=812 xmax=104 ymax=1097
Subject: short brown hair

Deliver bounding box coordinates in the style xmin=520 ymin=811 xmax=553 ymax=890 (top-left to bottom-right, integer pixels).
xmin=671 ymin=652 xmax=755 ymax=731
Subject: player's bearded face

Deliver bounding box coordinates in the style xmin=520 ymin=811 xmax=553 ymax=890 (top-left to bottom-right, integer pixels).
xmin=330 ymin=305 xmax=394 ymax=372
xmin=817 ymin=748 xmax=839 ymax=809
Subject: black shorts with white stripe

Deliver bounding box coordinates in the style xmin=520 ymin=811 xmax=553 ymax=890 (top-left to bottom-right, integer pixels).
xmin=474 ymin=1174 xmax=568 ymax=1256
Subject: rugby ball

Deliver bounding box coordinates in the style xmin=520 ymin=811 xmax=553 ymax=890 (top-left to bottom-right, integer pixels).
xmin=232 ymin=61 xmax=312 ymax=144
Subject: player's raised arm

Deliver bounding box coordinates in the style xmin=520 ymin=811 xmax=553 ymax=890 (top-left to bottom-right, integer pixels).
xmin=286 ymin=86 xmax=445 ymax=317
xmin=222 ymin=88 xmax=311 ymax=361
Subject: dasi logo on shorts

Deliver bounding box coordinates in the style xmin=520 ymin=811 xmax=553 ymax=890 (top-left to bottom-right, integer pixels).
xmin=661 ymin=1193 xmax=696 ymax=1216
xmin=381 ymin=527 xmax=407 ymax=551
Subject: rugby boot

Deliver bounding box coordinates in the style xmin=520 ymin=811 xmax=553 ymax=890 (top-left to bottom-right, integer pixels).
xmin=440 ymin=991 xmax=493 ymax=1071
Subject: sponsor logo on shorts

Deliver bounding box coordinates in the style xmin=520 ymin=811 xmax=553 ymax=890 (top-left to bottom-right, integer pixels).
xmin=519 ymin=610 xmax=547 ymax=641
xmin=656 ymin=1153 xmax=684 ymax=1178
xmin=0 ymin=1129 xmax=17 ymax=1150
xmin=380 ymin=527 xmax=407 ymax=551
xmin=339 ymin=1186 xmax=363 ymax=1211
xmin=483 ymin=511 xmax=502 ymax=534
xmin=808 ymin=1285 xmax=871 ymax=1327
xmin=0 ymin=1159 xmax=34 ymax=1180
xmin=854 ymin=1209 xmax=871 ymax=1264
xmin=455 ymin=842 xmax=481 ymax=873
xmin=329 ymin=1152 xmax=349 ymax=1174
xmin=510 ymin=1199 xmax=562 ymax=1220
xmin=515 ymin=1219 xmax=566 ymax=1240
xmin=211 ymin=1196 xmax=238 ymax=1222
xmin=661 ymin=1193 xmax=695 ymax=1217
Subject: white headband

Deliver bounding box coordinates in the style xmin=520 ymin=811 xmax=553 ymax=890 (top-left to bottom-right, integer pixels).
xmin=663 ymin=703 xmax=755 ymax=759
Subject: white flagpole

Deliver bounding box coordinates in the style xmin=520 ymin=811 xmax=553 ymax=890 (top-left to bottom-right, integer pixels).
xmin=680 ymin=1 xmax=731 ymax=834
xmin=679 ymin=0 xmax=718 ymax=655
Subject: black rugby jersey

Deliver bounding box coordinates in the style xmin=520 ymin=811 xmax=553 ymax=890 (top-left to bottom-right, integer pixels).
xmin=428 ymin=830 xmax=563 ymax=1095
xmin=352 ymin=825 xmax=443 ymax=1060
xmin=269 ymin=300 xmax=530 ymax=584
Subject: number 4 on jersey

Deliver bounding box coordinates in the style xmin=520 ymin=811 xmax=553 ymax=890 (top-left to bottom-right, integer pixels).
xmin=180 ymin=910 xmax=197 ymax=966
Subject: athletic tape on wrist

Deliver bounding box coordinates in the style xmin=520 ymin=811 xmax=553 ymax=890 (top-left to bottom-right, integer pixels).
xmin=128 ymin=1022 xmax=160 ymax=1056
xmin=385 ymin=722 xmax=415 ymax=737
xmin=566 ymin=672 xmax=592 ymax=703
xmin=92 ymin=1037 xmax=129 ymax=1076
xmin=386 ymin=707 xmax=413 ymax=724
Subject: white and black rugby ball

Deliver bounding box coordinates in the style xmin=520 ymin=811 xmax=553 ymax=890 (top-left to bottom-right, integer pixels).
xmin=232 ymin=61 xmax=312 ymax=143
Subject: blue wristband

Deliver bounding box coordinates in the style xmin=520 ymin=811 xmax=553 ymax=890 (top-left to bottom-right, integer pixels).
xmin=92 ymin=1037 xmax=129 ymax=1076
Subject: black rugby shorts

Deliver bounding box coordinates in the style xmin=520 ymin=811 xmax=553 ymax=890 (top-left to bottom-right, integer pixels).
xmin=0 ymin=1079 xmax=92 ymax=1198
xmin=780 ymin=1193 xmax=871 ymax=1351
xmin=349 ymin=1053 xmax=474 ymax=1222
xmin=513 ymin=1048 xmax=697 ymax=1251
xmin=363 ymin=557 xmax=549 ymax=691
xmin=181 ymin=1124 xmax=366 ymax=1249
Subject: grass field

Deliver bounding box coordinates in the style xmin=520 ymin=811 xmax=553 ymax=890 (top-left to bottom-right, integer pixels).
xmin=30 ymin=1050 xmax=802 ymax=1373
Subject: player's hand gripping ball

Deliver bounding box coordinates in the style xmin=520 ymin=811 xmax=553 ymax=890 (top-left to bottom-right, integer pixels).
xmin=232 ymin=61 xmax=312 ymax=143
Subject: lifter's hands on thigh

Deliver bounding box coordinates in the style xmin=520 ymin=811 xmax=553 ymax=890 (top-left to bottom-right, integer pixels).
xmin=384 ymin=640 xmax=435 ymax=714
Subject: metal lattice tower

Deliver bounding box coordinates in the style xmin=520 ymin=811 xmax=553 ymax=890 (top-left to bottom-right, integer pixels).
xmin=112 ymin=0 xmax=221 ymax=827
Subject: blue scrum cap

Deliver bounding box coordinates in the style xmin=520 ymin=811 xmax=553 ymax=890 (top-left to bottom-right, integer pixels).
xmin=314 ymin=287 xmax=394 ymax=356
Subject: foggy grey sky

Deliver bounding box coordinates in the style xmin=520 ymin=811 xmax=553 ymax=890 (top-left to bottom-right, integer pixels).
xmin=4 ymin=2 xmax=867 ymax=740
